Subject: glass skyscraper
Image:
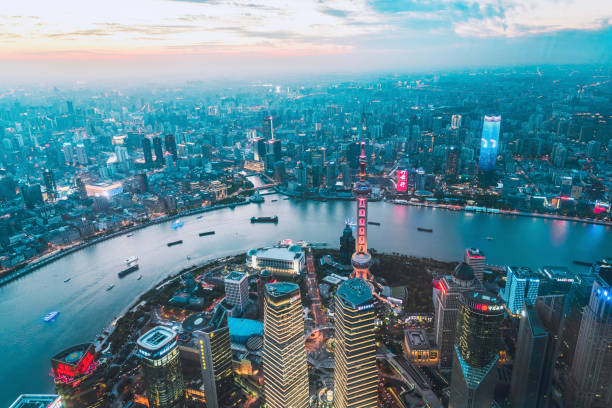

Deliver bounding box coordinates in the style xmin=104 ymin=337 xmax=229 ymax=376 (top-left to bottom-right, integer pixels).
xmin=262 ymin=282 xmax=309 ymax=408
xmin=478 ymin=115 xmax=501 ymax=171
xmin=333 ymin=278 xmax=378 ymax=408
xmin=500 ymin=266 xmax=540 ymax=316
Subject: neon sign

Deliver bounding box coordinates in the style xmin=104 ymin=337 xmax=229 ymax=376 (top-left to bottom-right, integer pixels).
xmin=397 ymin=170 xmax=408 ymax=192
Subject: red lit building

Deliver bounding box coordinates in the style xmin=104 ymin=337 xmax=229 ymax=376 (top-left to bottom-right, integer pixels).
xmin=50 ymin=344 xmax=107 ymax=408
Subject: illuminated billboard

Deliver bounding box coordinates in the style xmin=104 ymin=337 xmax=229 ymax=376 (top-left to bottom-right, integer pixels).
xmin=396 ymin=170 xmax=408 ymax=192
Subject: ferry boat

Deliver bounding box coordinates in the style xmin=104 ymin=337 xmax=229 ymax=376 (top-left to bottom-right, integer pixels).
xmin=126 ymin=233 xmax=134 ymax=237
xmin=199 ymin=231 xmax=215 ymax=237
xmin=167 ymin=240 xmax=183 ymax=247
xmin=125 ymin=256 xmax=138 ymax=265
xmin=137 ymin=275 xmax=143 ymax=280
xmin=271 ymin=199 xmax=278 ymax=202
xmin=417 ymin=227 xmax=433 ymax=233
xmin=106 ymin=285 xmax=115 ymax=291
xmin=486 ymin=236 xmax=494 ymax=241
xmin=196 ymin=215 xmax=204 ymax=219
xmin=251 ymin=216 xmax=278 ymax=223
xmin=64 ymin=278 xmax=71 ymax=283
xmin=171 ymin=220 xmax=184 ymax=230
xmin=43 ymin=311 xmax=60 ymax=322
xmin=118 ymin=264 xmax=139 ymax=278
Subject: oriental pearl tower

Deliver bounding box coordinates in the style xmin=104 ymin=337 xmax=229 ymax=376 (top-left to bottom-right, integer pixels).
xmin=350 ymin=113 xmax=373 ymax=281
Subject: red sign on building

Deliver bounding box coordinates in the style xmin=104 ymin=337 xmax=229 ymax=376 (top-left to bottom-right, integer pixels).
xmin=397 ymin=170 xmax=408 ymax=192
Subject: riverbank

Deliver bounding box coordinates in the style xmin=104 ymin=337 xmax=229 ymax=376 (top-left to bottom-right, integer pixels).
xmin=0 ymin=200 xmax=251 ymax=287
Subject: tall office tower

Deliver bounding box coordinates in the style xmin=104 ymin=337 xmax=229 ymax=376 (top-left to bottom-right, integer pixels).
xmin=464 ymin=248 xmax=485 ymax=282
xmin=567 ymin=267 xmax=612 ymax=408
xmin=165 ymin=134 xmax=177 ymax=157
xmin=142 ymin=137 xmax=154 ymax=169
xmin=262 ymin=282 xmax=309 ymax=408
xmin=43 ymin=169 xmax=56 ymax=201
xmin=153 ymin=136 xmax=165 ymax=167
xmin=451 ymin=114 xmax=462 ymax=129
xmin=434 ymin=263 xmax=477 ymax=370
xmin=257 ymin=269 xmax=272 ymax=319
xmin=351 ymin=114 xmax=373 ymax=281
xmin=62 ymin=142 xmax=73 ymax=164
xmin=334 ymin=278 xmax=378 ymax=408
xmin=270 ymin=139 xmax=282 ymax=162
xmin=450 ymin=291 xmax=504 ymax=408
xmin=263 ymin=116 xmax=273 ymax=140
xmin=254 ymin=138 xmax=267 ymax=161
xmin=339 ymin=223 xmax=356 ymax=265
xmin=75 ymin=144 xmax=88 ymax=165
xmin=50 ymin=344 xmax=107 ymax=408
xmin=193 ymin=306 xmax=233 ymax=408
xmin=224 ymin=271 xmax=249 ymax=312
xmin=478 ymin=115 xmax=501 ymax=171
xmin=137 ymin=326 xmax=185 ymax=408
xmin=445 ymin=146 xmax=458 ymax=176
xmin=500 ymin=266 xmax=540 ymax=316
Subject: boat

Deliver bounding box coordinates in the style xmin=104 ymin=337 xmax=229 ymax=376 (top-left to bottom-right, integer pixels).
xmin=63 ymin=278 xmax=71 ymax=283
xmin=251 ymin=216 xmax=278 ymax=223
xmin=368 ymin=221 xmax=381 ymax=226
xmin=118 ymin=264 xmax=139 ymax=278
xmin=43 ymin=311 xmax=60 ymax=322
xmin=196 ymin=215 xmax=204 ymax=219
xmin=167 ymin=240 xmax=183 ymax=247
xmin=199 ymin=231 xmax=215 ymax=237
xmin=573 ymin=260 xmax=593 ymax=266
xmin=486 ymin=237 xmax=494 ymax=241
xmin=283 ymin=197 xmax=290 ymax=200
xmin=271 ymin=199 xmax=278 ymax=202
xmin=186 ymin=255 xmax=191 ymax=260
xmin=126 ymin=233 xmax=134 ymax=237
xmin=106 ymin=285 xmax=115 ymax=291
xmin=417 ymin=227 xmax=433 ymax=232
xmin=137 ymin=275 xmax=142 ymax=280
xmin=125 ymin=256 xmax=138 ymax=265
xmin=171 ymin=220 xmax=184 ymax=230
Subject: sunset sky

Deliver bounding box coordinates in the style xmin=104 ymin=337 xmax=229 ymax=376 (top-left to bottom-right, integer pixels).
xmin=2 ymin=0 xmax=611 ymax=83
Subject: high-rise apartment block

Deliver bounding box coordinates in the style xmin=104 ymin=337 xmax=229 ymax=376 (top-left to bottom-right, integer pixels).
xmin=224 ymin=271 xmax=249 ymax=312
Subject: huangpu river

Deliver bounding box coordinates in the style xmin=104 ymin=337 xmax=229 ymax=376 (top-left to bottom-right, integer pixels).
xmin=0 ymin=194 xmax=610 ymax=404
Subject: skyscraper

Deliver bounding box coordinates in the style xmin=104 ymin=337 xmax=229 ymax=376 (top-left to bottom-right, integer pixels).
xmin=137 ymin=326 xmax=185 ymax=408
xmin=193 ymin=305 xmax=233 ymax=408
xmin=165 ymin=134 xmax=177 ymax=157
xmin=450 ymin=291 xmax=504 ymax=408
xmin=257 ymin=269 xmax=272 ymax=319
xmin=464 ymin=248 xmax=485 ymax=282
xmin=567 ymin=265 xmax=612 ymax=408
xmin=351 ymin=113 xmax=373 ymax=281
xmin=478 ymin=115 xmax=501 ymax=172
xmin=50 ymin=343 xmax=107 ymax=408
xmin=333 ymin=278 xmax=378 ymax=408
xmin=75 ymin=143 xmax=87 ymax=165
xmin=43 ymin=169 xmax=56 ymax=202
xmin=446 ymin=146 xmax=458 ymax=176
xmin=500 ymin=266 xmax=540 ymax=316
xmin=263 ymin=282 xmax=309 ymax=408
xmin=263 ymin=116 xmax=273 ymax=140
xmin=142 ymin=137 xmax=154 ymax=169
xmin=224 ymin=271 xmax=249 ymax=313
xmin=153 ymin=136 xmax=165 ymax=168
xmin=434 ymin=262 xmax=477 ymax=370
xmin=339 ymin=223 xmax=356 ymax=265
xmin=62 ymin=142 xmax=73 ymax=164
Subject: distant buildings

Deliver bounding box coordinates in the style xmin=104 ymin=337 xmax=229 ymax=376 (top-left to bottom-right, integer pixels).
xmin=248 ymin=246 xmax=305 ymax=275
xmin=262 ymin=282 xmax=309 ymax=408
xmin=137 ymin=326 xmax=185 ymax=408
xmin=50 ymin=343 xmax=107 ymax=408
xmin=450 ymin=291 xmax=504 ymax=408
xmin=500 ymin=266 xmax=540 ymax=316
xmin=334 ymin=278 xmax=378 ymax=408
xmin=224 ymin=271 xmax=249 ymax=312
xmin=153 ymin=136 xmax=164 ymax=168
xmin=262 ymin=116 xmax=273 ymax=140
xmin=567 ymin=266 xmax=612 ymax=408
xmin=478 ymin=115 xmax=501 ymax=172
xmin=142 ymin=137 xmax=154 ymax=168
xmin=434 ymin=262 xmax=477 ymax=370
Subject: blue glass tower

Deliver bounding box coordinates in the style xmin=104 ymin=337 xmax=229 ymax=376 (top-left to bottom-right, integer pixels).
xmin=500 ymin=266 xmax=540 ymax=316
xmin=478 ymin=115 xmax=501 ymax=171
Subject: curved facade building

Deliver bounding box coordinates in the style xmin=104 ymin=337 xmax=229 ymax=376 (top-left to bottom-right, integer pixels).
xmin=333 ymin=278 xmax=378 ymax=408
xmin=262 ymin=282 xmax=309 ymax=408
xmin=137 ymin=326 xmax=185 ymax=408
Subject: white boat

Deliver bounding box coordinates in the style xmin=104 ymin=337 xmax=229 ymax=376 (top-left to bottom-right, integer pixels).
xmin=43 ymin=311 xmax=60 ymax=322
xmin=171 ymin=220 xmax=184 ymax=229
xmin=106 ymin=285 xmax=115 ymax=291
xmin=137 ymin=275 xmax=143 ymax=280
xmin=125 ymin=256 xmax=138 ymax=265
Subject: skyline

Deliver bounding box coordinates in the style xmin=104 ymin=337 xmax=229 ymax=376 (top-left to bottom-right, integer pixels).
xmin=2 ymin=0 xmax=612 ymax=84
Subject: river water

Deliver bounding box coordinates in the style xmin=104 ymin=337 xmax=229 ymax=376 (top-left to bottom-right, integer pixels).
xmin=0 ymin=193 xmax=610 ymax=404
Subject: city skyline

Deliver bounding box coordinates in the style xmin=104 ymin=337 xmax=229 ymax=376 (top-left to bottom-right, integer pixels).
xmin=2 ymin=0 xmax=612 ymax=83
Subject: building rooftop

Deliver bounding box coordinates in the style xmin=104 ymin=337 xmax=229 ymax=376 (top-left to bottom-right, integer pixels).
xmin=8 ymin=395 xmax=61 ymax=408
xmin=538 ymin=266 xmax=574 ymax=283
xmin=266 ymin=282 xmax=299 ymax=298
xmin=137 ymin=326 xmax=176 ymax=351
xmin=337 ymin=278 xmax=372 ymax=308
xmin=253 ymin=247 xmax=303 ymax=261
xmin=525 ymin=304 xmax=548 ymax=337
xmin=463 ymin=290 xmax=504 ymax=313
xmin=228 ymin=317 xmax=264 ymax=343
xmin=466 ymin=248 xmax=485 ymax=258
xmin=453 ymin=262 xmax=475 ymax=281
xmin=51 ymin=343 xmax=92 ymax=365
xmin=225 ymin=271 xmax=246 ymax=282
xmin=507 ymin=266 xmax=538 ymax=280
xmin=404 ymin=329 xmax=432 ymax=349
xmin=182 ymin=312 xmax=208 ymax=332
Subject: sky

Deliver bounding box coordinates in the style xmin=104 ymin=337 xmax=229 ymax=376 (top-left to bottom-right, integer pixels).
xmin=2 ymin=0 xmax=612 ymax=83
